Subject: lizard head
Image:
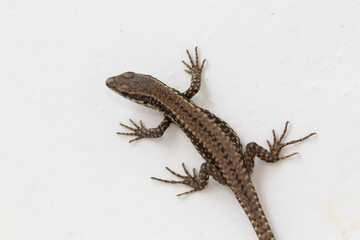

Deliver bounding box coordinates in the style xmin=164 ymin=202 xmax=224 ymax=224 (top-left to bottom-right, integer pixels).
xmin=106 ymin=72 xmax=157 ymax=107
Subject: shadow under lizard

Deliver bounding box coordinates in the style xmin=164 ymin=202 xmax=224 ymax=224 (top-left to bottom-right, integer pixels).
xmin=106 ymin=47 xmax=315 ymax=240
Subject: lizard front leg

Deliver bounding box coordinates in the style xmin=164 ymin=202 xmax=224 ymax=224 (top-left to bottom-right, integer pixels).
xmin=182 ymin=46 xmax=206 ymax=99
xmin=117 ymin=118 xmax=171 ymax=143
xmin=118 ymin=47 xmax=206 ymax=143
xmin=151 ymin=162 xmax=227 ymax=196
xmin=244 ymin=121 xmax=316 ymax=174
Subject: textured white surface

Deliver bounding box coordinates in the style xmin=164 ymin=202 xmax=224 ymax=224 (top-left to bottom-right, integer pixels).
xmin=1 ymin=0 xmax=360 ymax=239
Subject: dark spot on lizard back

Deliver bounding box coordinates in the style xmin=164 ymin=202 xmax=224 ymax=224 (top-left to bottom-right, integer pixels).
xmin=235 ymin=174 xmax=242 ymax=184
xmin=215 ymin=118 xmax=222 ymax=124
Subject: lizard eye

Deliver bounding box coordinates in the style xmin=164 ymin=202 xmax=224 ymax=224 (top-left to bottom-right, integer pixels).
xmin=120 ymin=84 xmax=132 ymax=92
xmin=123 ymin=72 xmax=135 ymax=79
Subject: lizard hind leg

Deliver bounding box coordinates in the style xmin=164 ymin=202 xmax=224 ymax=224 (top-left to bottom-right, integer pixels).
xmin=151 ymin=162 xmax=227 ymax=197
xmin=151 ymin=163 xmax=204 ymax=196
xmin=244 ymin=121 xmax=316 ymax=174
xmin=182 ymin=47 xmax=206 ymax=99
xmin=265 ymin=121 xmax=316 ymax=161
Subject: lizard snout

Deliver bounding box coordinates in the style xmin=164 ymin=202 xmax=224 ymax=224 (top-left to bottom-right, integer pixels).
xmin=106 ymin=77 xmax=116 ymax=88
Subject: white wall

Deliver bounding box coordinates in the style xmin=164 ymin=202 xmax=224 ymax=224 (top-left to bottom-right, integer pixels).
xmin=1 ymin=1 xmax=359 ymax=239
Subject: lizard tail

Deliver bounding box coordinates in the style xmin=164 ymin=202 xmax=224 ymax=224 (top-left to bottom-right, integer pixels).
xmin=232 ymin=183 xmax=276 ymax=240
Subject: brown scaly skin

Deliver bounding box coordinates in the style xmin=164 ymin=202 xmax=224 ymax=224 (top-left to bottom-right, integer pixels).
xmin=106 ymin=47 xmax=316 ymax=240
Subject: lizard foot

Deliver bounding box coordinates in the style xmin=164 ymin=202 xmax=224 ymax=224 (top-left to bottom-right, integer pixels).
xmin=117 ymin=119 xmax=149 ymax=143
xmin=182 ymin=47 xmax=206 ymax=75
xmin=151 ymin=163 xmax=204 ymax=196
xmin=267 ymin=121 xmax=316 ymax=160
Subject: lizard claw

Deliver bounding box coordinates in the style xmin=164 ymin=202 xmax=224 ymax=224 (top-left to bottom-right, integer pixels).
xmin=151 ymin=163 xmax=203 ymax=196
xmin=117 ymin=119 xmax=148 ymax=143
xmin=182 ymin=47 xmax=206 ymax=75
xmin=267 ymin=121 xmax=316 ymax=160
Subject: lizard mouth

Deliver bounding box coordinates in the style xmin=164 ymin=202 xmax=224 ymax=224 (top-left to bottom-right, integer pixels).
xmin=121 ymin=92 xmax=129 ymax=97
xmin=117 ymin=90 xmax=151 ymax=106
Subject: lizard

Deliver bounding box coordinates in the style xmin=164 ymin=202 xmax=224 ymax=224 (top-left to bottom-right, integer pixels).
xmin=105 ymin=47 xmax=316 ymax=240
